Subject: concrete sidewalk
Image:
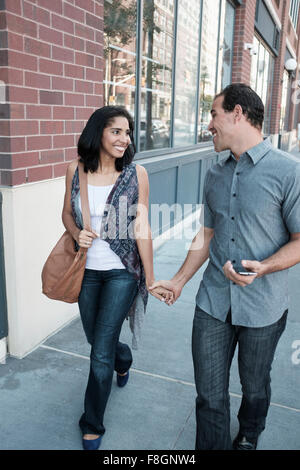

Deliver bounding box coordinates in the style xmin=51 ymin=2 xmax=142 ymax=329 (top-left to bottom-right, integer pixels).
xmin=0 ymin=222 xmax=300 ymax=450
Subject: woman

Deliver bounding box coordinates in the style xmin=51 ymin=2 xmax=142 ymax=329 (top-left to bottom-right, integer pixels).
xmin=62 ymin=106 xmax=172 ymax=450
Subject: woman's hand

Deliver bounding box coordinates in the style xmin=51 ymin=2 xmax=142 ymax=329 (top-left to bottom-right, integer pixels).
xmin=77 ymin=229 xmax=99 ymax=248
xmin=146 ymin=279 xmax=174 ymax=305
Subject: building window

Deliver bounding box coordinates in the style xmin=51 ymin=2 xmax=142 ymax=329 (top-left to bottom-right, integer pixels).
xmin=140 ymin=0 xmax=174 ymax=151
xmin=103 ymin=0 xmax=137 ymax=114
xmin=289 ymin=0 xmax=300 ymax=30
xmin=173 ymin=0 xmax=202 ymax=147
xmin=250 ymin=36 xmax=275 ymax=135
xmin=103 ymin=0 xmax=235 ymax=154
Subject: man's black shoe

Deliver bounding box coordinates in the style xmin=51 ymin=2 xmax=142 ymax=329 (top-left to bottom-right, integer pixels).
xmin=232 ymin=434 xmax=257 ymax=450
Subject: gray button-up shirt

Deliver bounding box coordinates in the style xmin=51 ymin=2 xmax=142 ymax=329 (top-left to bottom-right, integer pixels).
xmin=196 ymin=138 xmax=300 ymax=327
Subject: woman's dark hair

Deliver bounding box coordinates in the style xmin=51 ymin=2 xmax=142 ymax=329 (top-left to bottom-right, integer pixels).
xmin=216 ymin=83 xmax=264 ymax=130
xmin=77 ymin=106 xmax=136 ymax=172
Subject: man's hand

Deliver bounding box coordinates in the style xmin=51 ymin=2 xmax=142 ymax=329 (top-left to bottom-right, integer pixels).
xmin=149 ymin=280 xmax=182 ymax=305
xmin=223 ymin=260 xmax=266 ymax=287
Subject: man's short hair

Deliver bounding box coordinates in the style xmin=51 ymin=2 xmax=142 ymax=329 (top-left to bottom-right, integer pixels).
xmin=216 ymin=83 xmax=264 ymax=130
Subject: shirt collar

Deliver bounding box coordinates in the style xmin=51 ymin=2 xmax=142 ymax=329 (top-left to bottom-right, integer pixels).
xmin=223 ymin=137 xmax=272 ymax=165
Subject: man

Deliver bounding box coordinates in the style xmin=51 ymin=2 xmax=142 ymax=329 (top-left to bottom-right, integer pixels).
xmin=150 ymin=83 xmax=300 ymax=450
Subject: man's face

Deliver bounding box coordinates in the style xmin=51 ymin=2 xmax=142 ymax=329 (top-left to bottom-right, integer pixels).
xmin=208 ymin=96 xmax=235 ymax=153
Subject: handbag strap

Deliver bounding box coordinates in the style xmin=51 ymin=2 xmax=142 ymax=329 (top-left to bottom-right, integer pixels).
xmin=78 ymin=161 xmax=91 ymax=232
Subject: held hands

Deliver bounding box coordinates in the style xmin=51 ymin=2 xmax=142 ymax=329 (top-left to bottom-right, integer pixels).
xmin=148 ymin=280 xmax=182 ymax=306
xmin=223 ymin=260 xmax=266 ymax=287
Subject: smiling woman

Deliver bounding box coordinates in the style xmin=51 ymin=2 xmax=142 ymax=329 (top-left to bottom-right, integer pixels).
xmin=61 ymin=105 xmax=173 ymax=450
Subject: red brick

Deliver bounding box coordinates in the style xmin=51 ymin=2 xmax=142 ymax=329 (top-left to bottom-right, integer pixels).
xmin=8 ymin=51 xmax=38 ymax=71
xmin=64 ymin=92 xmax=84 ymax=106
xmin=9 ymin=86 xmax=38 ymax=103
xmin=6 ymin=12 xmax=37 ymax=38
xmin=26 ymin=104 xmax=51 ymax=119
xmin=40 ymin=90 xmax=63 ymax=105
xmin=86 ymin=12 xmax=103 ymax=31
xmin=75 ymin=23 xmax=94 ymax=41
xmin=52 ymin=45 xmax=74 ymax=64
xmin=63 ymin=3 xmax=85 ymax=23
xmin=27 ymin=135 xmax=52 ymax=151
xmin=75 ymin=79 xmax=93 ymax=93
xmin=25 ymin=71 xmax=51 ymax=89
xmin=11 ymin=151 xmax=40 ymax=169
xmin=6 ymin=68 xmax=23 ymax=86
xmin=86 ymin=40 xmax=101 ymax=56
xmin=10 ymin=136 xmax=26 ymax=152
xmin=27 ymin=165 xmax=53 ymax=183
xmin=36 ymin=0 xmax=62 ymax=15
xmin=10 ymin=103 xmax=25 ymax=119
xmin=65 ymin=147 xmax=77 ymax=161
xmin=39 ymin=25 xmax=63 ymax=45
xmin=75 ymin=51 xmax=94 ymax=67
xmin=65 ymin=120 xmax=84 ymax=133
xmin=39 ymin=58 xmax=63 ymax=76
xmin=7 ymin=31 xmax=23 ymax=51
xmin=63 ymin=33 xmax=85 ymax=52
xmin=53 ymin=106 xmax=74 ymax=120
xmin=86 ymin=94 xmax=102 ymax=107
xmin=74 ymin=0 xmax=95 ymax=13
xmin=85 ymin=67 xmax=102 ymax=82
xmin=23 ymin=3 xmax=51 ymax=26
xmin=0 ymin=121 xmax=10 ymax=136
xmin=40 ymin=121 xmax=64 ymax=135
xmin=53 ymin=161 xmax=69 ymax=178
xmin=5 ymin=0 xmax=22 ymax=16
xmin=65 ymin=64 xmax=85 ymax=79
xmin=75 ymin=107 xmax=95 ymax=120
xmin=52 ymin=76 xmax=74 ymax=92
xmin=40 ymin=149 xmax=64 ymax=163
xmin=51 ymin=14 xmax=74 ymax=35
xmin=53 ymin=134 xmax=75 ymax=148
xmin=10 ymin=120 xmax=39 ymax=136
xmin=24 ymin=37 xmax=51 ymax=58
xmin=0 ymin=169 xmax=26 ymax=186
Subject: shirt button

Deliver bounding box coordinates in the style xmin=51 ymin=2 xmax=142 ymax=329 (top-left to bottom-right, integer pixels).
xmin=231 ymin=216 xmax=235 ymax=220
xmin=231 ymin=238 xmax=235 ymax=242
xmin=236 ymin=172 xmax=240 ymax=175
xmin=233 ymin=193 xmax=236 ymax=197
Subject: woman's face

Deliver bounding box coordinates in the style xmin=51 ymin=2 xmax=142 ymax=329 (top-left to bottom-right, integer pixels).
xmin=101 ymin=116 xmax=131 ymax=161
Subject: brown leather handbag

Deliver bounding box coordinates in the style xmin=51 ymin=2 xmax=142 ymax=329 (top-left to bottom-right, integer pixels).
xmin=41 ymin=162 xmax=91 ymax=303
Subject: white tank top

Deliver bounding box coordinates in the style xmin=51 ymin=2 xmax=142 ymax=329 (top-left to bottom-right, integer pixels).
xmin=79 ymin=184 xmax=125 ymax=271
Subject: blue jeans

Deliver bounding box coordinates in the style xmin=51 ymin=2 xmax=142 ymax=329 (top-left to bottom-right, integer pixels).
xmin=78 ymin=268 xmax=138 ymax=436
xmin=191 ymin=306 xmax=287 ymax=450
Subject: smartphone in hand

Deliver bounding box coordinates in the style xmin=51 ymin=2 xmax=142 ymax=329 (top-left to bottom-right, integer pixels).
xmin=234 ymin=266 xmax=257 ymax=276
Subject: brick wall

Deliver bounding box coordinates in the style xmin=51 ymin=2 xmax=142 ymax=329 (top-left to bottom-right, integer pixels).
xmin=0 ymin=0 xmax=104 ymax=186
xmin=231 ymin=0 xmax=256 ymax=84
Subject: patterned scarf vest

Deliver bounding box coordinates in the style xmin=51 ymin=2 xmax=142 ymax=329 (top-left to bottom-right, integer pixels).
xmin=71 ymin=161 xmax=148 ymax=349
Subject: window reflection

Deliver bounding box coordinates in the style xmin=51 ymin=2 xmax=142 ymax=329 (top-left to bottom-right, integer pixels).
xmin=173 ymin=0 xmax=202 ymax=147
xmin=140 ymin=0 xmax=174 ymax=151
xmin=197 ymin=0 xmax=219 ymax=143
xmin=250 ymin=36 xmax=274 ymax=134
xmin=103 ymin=0 xmax=137 ymax=115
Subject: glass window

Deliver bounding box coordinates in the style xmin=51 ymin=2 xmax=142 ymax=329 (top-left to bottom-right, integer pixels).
xmin=173 ymin=0 xmax=202 ymax=147
xmin=250 ymin=36 xmax=274 ymax=134
xmin=217 ymin=0 xmax=235 ymax=92
xmin=197 ymin=0 xmax=220 ymax=143
xmin=289 ymin=0 xmax=300 ymax=30
xmin=140 ymin=0 xmax=175 ymax=151
xmin=103 ymin=0 xmax=137 ymax=116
